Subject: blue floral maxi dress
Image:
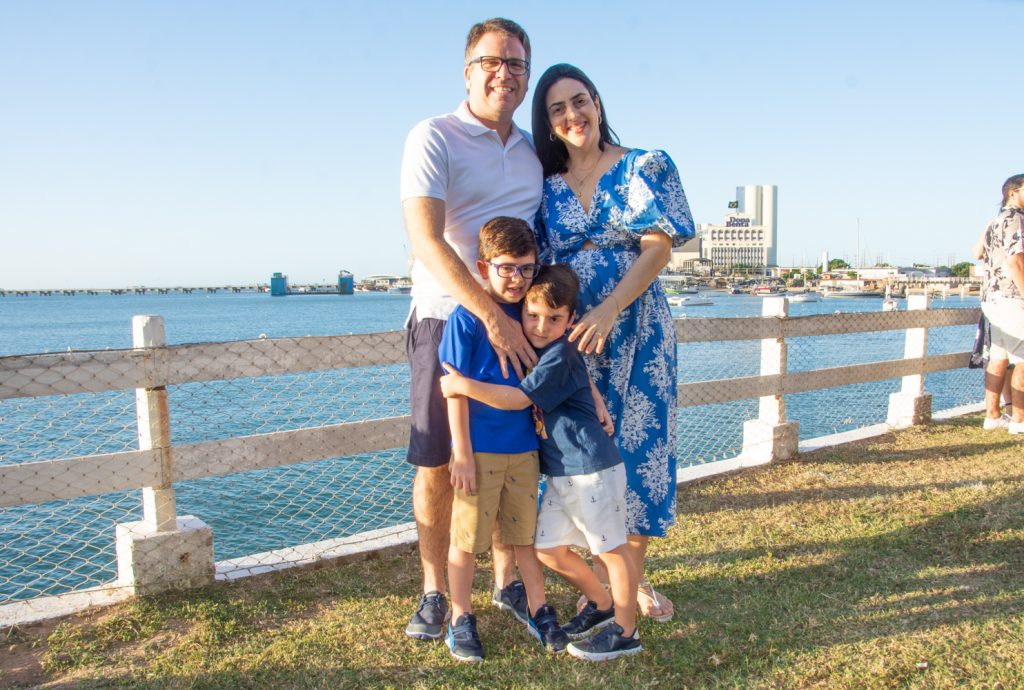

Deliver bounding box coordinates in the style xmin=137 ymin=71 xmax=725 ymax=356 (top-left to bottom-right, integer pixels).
xmin=536 ymin=149 xmax=694 ymax=537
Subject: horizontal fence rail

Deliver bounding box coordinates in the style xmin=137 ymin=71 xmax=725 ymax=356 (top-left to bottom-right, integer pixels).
xmin=0 ymin=299 xmax=983 ymax=624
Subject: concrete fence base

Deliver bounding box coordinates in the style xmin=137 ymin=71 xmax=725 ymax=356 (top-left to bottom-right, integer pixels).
xmin=115 ymin=516 xmax=215 ymax=596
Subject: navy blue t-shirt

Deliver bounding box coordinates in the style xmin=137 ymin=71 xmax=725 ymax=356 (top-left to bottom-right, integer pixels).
xmin=518 ymin=336 xmax=622 ymax=476
xmin=438 ymin=302 xmax=538 ymax=454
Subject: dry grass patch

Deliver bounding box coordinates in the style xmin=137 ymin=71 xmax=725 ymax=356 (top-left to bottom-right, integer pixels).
xmin=2 ymin=415 xmax=1022 ymax=689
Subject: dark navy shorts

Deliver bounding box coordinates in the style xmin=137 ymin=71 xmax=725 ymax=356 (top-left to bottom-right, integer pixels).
xmin=406 ymin=310 xmax=452 ymax=468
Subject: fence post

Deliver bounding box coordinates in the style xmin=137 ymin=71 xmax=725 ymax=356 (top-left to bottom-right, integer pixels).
xmin=742 ymin=297 xmax=799 ymax=462
xmin=115 ymin=315 xmax=215 ymax=595
xmin=886 ymin=294 xmax=933 ymax=428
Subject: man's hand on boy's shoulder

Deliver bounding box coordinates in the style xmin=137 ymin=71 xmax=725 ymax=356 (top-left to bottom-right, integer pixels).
xmin=483 ymin=307 xmax=537 ymax=379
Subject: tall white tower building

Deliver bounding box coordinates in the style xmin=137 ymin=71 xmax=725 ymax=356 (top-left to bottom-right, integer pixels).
xmin=736 ymin=185 xmax=778 ymax=266
xmin=698 ymin=184 xmax=779 ymax=274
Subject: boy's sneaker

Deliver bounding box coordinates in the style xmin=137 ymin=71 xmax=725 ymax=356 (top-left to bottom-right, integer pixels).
xmin=447 ymin=613 xmax=485 ymax=662
xmin=527 ymin=603 xmax=569 ymax=653
xmin=562 ymin=600 xmax=615 ymax=640
xmin=567 ymin=622 xmax=643 ymax=661
xmin=405 ymin=591 xmax=449 ymax=640
xmin=492 ymin=579 xmax=529 ymax=624
xmin=983 ymin=414 xmax=1011 ymax=430
xmin=1009 ymin=420 xmax=1024 ymax=435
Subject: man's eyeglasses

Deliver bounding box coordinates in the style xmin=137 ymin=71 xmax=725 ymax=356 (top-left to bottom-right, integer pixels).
xmin=488 ymin=262 xmax=541 ymax=279
xmin=467 ymin=56 xmax=530 ymax=76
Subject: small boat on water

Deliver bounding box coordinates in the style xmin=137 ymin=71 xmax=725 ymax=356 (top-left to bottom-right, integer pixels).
xmin=668 ymin=294 xmax=714 ymax=307
xmin=665 ymin=285 xmax=699 ymax=295
xmin=753 ymin=284 xmax=784 ymax=296
xmin=882 ymin=297 xmax=898 ymax=311
xmin=823 ymin=288 xmax=883 ymax=298
xmin=789 ymin=291 xmax=822 ymax=303
xmin=387 ymin=283 xmax=412 ymax=294
xmin=727 ymin=285 xmax=744 ymax=295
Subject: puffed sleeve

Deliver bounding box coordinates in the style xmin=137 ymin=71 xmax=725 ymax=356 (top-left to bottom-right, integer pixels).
xmin=621 ymin=149 xmax=695 ymax=247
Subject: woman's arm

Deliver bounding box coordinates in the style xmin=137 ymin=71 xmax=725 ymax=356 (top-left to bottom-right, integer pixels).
xmin=569 ymin=231 xmax=673 ymax=354
xmin=440 ymin=362 xmax=533 ymax=410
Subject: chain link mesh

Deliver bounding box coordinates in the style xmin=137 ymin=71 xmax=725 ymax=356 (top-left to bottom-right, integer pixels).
xmin=1 ymin=307 xmax=984 ymax=611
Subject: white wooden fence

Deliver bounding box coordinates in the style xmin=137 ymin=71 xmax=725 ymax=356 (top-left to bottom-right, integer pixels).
xmin=0 ymin=297 xmax=980 ymax=625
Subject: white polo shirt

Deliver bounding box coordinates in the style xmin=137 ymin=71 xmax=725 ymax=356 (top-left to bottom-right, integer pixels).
xmin=400 ymin=101 xmax=543 ymax=322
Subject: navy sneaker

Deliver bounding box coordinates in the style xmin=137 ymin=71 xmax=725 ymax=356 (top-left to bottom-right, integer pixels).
xmin=405 ymin=591 xmax=449 ymax=640
xmin=527 ymin=603 xmax=569 ymax=653
xmin=562 ymin=600 xmax=615 ymax=640
xmin=492 ymin=579 xmax=529 ymax=625
xmin=567 ymin=622 xmax=642 ymax=661
xmin=447 ymin=613 xmax=485 ymax=662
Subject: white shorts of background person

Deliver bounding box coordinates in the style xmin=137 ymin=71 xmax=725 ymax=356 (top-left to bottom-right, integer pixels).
xmin=982 ymin=298 xmax=1024 ymax=365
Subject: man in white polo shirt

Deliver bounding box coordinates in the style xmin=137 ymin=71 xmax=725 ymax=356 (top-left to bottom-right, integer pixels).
xmin=399 ymin=17 xmax=542 ymax=640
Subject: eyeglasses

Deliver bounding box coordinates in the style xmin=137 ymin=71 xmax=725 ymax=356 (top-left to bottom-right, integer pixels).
xmin=488 ymin=261 xmax=541 ymax=279
xmin=467 ymin=56 xmax=530 ymax=76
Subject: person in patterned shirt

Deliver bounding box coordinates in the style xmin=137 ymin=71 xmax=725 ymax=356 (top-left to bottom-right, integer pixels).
xmin=973 ymin=174 xmax=1024 ymax=434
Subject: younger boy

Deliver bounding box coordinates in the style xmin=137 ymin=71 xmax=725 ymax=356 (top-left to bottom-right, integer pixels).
xmin=438 ymin=217 xmax=569 ymax=662
xmin=440 ymin=264 xmax=642 ymax=661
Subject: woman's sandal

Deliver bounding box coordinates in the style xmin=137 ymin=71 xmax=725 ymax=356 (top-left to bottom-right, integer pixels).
xmin=637 ymin=578 xmax=673 ymax=622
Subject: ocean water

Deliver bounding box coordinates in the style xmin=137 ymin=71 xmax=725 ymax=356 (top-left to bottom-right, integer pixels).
xmin=0 ymin=290 xmax=983 ymax=602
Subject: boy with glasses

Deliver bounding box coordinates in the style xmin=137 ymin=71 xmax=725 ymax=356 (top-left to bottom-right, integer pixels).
xmin=438 ymin=217 xmax=568 ymax=662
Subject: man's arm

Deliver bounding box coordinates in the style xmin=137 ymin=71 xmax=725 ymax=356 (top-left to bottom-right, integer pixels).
xmin=440 ymin=362 xmax=532 ymax=410
xmin=447 ymin=396 xmax=476 ymax=494
xmin=972 ymin=227 xmax=988 ymax=261
xmin=403 ymin=197 xmax=537 ymax=378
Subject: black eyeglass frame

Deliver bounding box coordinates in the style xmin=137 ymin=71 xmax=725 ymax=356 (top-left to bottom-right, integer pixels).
xmin=467 ymin=56 xmax=531 ymax=76
xmin=486 ymin=261 xmax=541 ymax=279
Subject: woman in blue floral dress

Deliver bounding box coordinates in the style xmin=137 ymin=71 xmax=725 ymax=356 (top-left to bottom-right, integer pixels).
xmin=531 ymin=64 xmax=694 ymax=621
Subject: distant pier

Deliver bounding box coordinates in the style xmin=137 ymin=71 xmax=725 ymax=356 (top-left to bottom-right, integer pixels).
xmin=0 ymin=285 xmax=267 ymax=297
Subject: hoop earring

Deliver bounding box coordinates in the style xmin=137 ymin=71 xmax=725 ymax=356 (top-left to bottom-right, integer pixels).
xmin=549 ymin=132 xmax=556 ymax=142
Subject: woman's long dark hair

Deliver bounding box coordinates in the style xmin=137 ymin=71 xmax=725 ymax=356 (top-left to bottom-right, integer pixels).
xmin=1001 ymin=174 xmax=1024 ymax=209
xmin=531 ymin=63 xmax=619 ymax=178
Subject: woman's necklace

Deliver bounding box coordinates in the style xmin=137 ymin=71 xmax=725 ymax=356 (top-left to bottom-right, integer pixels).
xmin=568 ymin=148 xmax=605 ymax=189
xmin=566 ymin=148 xmax=606 ymax=213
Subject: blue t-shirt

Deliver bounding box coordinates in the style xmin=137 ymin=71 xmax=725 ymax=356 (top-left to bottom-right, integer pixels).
xmin=519 ymin=336 xmax=622 ymax=476
xmin=438 ymin=303 xmax=538 ymax=454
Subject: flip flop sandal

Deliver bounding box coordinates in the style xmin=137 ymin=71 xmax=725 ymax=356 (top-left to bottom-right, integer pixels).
xmin=637 ymin=578 xmax=673 ymax=622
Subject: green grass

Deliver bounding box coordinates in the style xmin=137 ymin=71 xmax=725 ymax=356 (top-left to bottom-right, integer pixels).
xmin=3 ymin=415 xmax=1023 ymax=688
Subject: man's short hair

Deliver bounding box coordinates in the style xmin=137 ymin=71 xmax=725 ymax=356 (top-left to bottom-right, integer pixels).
xmin=465 ymin=18 xmax=531 ymax=64
xmin=527 ymin=264 xmax=579 ymax=316
xmin=478 ymin=216 xmax=537 ymax=262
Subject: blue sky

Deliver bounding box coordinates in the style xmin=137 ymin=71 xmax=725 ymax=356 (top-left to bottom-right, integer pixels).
xmin=2 ymin=1 xmax=1020 ymax=289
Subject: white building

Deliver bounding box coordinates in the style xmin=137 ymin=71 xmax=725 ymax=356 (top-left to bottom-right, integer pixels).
xmin=699 ymin=185 xmax=779 ymax=273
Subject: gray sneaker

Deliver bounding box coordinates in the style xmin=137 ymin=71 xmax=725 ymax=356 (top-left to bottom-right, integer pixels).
xmin=492 ymin=579 xmax=529 ymax=625
xmin=567 ymin=622 xmax=643 ymax=661
xmin=406 ymin=591 xmax=450 ymax=640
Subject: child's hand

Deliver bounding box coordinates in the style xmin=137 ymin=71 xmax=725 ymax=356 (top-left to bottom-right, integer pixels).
xmin=450 ymin=454 xmax=477 ymax=495
xmin=596 ymin=402 xmax=615 ymax=436
xmin=589 ymin=378 xmax=615 ymax=436
xmin=439 ymin=362 xmax=466 ymax=399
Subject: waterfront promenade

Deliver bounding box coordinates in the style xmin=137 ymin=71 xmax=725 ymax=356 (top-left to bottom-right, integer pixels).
xmin=3 ymin=413 xmax=1021 ymax=688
